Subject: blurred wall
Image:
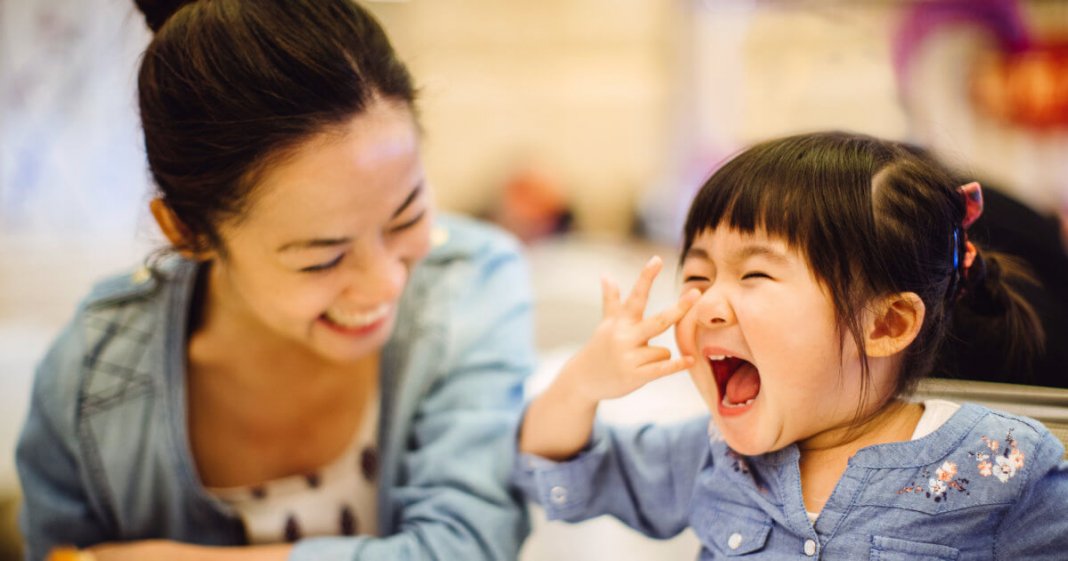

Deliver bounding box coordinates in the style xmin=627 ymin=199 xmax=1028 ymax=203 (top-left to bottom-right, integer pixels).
xmin=2 ymin=1 xmax=1066 ymax=560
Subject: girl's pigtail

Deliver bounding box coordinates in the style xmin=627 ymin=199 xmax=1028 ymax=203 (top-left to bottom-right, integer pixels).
xmin=956 ymin=246 xmax=1046 ymax=372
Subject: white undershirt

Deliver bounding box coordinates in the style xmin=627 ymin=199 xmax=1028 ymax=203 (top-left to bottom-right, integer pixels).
xmin=804 ymin=399 xmax=961 ymax=523
xmin=209 ymin=394 xmax=381 ymax=544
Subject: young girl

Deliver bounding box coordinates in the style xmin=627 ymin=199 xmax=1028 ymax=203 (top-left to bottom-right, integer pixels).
xmin=17 ymin=1 xmax=533 ymax=560
xmin=515 ymin=131 xmax=1068 ymax=559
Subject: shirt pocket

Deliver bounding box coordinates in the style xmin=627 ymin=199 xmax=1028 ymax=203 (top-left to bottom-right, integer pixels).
xmin=869 ymin=535 xmax=960 ymax=561
xmin=691 ymin=503 xmax=772 ymax=556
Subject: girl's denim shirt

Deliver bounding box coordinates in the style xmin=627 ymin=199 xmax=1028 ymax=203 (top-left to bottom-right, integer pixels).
xmin=17 ymin=214 xmax=535 ymax=561
xmin=515 ymin=404 xmax=1068 ymax=560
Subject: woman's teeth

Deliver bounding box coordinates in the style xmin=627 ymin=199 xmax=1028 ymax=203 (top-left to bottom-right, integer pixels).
xmin=325 ymin=304 xmax=390 ymax=328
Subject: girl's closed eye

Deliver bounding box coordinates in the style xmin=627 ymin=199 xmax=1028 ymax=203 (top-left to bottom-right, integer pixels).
xmin=741 ymin=271 xmax=771 ymax=280
xmin=300 ymin=254 xmax=344 ymax=273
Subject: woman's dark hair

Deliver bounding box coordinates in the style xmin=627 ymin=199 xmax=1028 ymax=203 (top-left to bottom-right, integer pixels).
xmin=682 ymin=131 xmax=1044 ymax=405
xmin=133 ymin=0 xmax=416 ymax=254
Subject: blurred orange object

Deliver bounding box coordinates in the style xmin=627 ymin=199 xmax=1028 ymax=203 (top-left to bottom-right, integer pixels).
xmin=46 ymin=547 xmax=96 ymax=561
xmin=971 ymin=42 xmax=1068 ymax=128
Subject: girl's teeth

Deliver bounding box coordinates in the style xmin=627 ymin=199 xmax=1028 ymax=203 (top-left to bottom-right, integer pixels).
xmin=721 ymin=395 xmax=755 ymax=408
xmin=325 ymin=304 xmax=389 ymax=328
xmin=708 ymin=354 xmax=730 ymax=361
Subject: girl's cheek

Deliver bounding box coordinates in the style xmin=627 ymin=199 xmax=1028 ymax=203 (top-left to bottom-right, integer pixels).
xmin=675 ymin=312 xmax=697 ymax=357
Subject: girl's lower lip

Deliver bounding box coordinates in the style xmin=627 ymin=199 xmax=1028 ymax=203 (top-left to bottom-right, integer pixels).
xmin=319 ymin=314 xmax=388 ymax=337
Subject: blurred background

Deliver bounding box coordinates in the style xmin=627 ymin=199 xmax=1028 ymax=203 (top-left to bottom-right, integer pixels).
xmin=3 ymin=0 xmax=1068 ymax=559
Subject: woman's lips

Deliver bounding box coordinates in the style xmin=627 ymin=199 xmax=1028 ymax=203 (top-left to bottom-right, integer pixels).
xmin=321 ymin=303 xmax=392 ymax=336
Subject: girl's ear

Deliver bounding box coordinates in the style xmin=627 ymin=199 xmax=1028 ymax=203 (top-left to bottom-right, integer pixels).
xmin=866 ymin=292 xmax=925 ymax=357
xmin=149 ymin=198 xmax=214 ymax=260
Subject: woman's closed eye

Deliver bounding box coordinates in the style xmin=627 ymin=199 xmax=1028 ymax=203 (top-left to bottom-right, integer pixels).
xmin=389 ymin=209 xmax=426 ymax=233
xmin=300 ymin=254 xmax=344 ymax=273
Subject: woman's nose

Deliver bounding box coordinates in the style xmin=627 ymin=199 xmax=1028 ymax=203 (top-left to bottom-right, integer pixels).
xmin=343 ymin=243 xmax=407 ymax=303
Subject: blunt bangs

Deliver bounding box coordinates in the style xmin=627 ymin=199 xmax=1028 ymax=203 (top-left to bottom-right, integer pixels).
xmin=682 ymin=133 xmax=892 ymax=296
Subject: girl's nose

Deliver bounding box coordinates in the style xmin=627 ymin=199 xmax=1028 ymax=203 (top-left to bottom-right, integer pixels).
xmin=694 ymin=286 xmax=734 ymax=327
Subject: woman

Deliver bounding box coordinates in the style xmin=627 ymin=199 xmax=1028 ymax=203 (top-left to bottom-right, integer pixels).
xmin=16 ymin=1 xmax=534 ymax=559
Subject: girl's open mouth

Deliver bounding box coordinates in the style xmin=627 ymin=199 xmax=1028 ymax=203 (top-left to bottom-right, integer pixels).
xmin=709 ymin=355 xmax=761 ymax=415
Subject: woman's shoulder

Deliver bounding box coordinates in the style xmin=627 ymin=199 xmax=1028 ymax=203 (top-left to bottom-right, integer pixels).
xmin=36 ymin=257 xmax=196 ymax=396
xmin=421 ymin=213 xmax=523 ymax=266
xmin=80 ymin=256 xmax=193 ymax=311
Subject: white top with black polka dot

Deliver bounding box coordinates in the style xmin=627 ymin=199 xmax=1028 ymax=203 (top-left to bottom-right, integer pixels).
xmin=210 ymin=393 xmax=381 ymax=544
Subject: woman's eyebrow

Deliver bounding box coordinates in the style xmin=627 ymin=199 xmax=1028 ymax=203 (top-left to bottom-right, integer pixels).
xmin=276 ymin=236 xmax=351 ymax=253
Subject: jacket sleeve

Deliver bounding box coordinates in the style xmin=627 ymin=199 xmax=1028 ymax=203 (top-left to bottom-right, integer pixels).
xmin=17 ymin=321 xmax=113 ymax=561
xmin=292 ymin=232 xmax=534 ymax=561
xmin=512 ymin=414 xmax=710 ymax=539
xmin=994 ymin=432 xmax=1068 ymax=560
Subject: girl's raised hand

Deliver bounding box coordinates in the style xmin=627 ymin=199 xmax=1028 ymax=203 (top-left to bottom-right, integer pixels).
xmin=559 ymin=255 xmax=699 ymax=405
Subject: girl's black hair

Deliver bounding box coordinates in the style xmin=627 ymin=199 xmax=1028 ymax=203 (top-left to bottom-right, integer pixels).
xmin=133 ymin=0 xmax=416 ymax=254
xmin=682 ymin=131 xmax=1043 ymax=402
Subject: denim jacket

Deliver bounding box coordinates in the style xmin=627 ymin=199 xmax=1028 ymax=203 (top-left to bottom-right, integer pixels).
xmin=514 ymin=403 xmax=1068 ymax=560
xmin=17 ymin=214 xmax=534 ymax=561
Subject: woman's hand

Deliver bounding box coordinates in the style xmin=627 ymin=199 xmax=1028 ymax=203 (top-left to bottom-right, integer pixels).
xmin=518 ymin=255 xmax=698 ymax=461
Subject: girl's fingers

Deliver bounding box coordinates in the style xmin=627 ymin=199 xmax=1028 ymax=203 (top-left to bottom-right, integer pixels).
xmin=637 ymin=288 xmax=700 ymax=341
xmin=636 ymin=355 xmax=696 ymax=382
xmin=623 ymin=256 xmax=663 ymax=317
xmin=601 ymin=276 xmax=622 ymax=318
xmin=628 ymin=346 xmax=672 ymax=366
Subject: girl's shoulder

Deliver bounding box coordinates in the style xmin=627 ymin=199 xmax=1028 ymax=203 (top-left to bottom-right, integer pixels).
xmin=963 ymin=403 xmax=1065 ymax=463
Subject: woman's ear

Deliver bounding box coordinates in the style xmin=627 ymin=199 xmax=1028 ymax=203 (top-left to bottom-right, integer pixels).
xmin=149 ymin=198 xmax=213 ymax=260
xmin=866 ymin=292 xmax=926 ymax=357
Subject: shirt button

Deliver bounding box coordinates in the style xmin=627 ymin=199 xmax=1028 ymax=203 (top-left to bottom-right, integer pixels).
xmin=430 ymin=226 xmax=449 ymax=248
xmin=727 ymin=532 xmax=743 ymax=550
xmin=804 ymin=538 xmax=817 ymax=556
xmin=131 ymin=265 xmax=151 ymax=285
xmin=549 ymin=485 xmax=568 ymax=505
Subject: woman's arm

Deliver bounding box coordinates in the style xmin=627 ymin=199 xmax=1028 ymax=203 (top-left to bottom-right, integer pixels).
xmin=85 ymin=543 xmax=289 ymax=561
xmin=18 ymin=324 xmax=113 ymax=561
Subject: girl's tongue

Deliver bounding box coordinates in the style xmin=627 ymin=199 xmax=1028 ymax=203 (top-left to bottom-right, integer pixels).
xmin=725 ymin=361 xmax=761 ymax=403
xmin=712 ymin=357 xmax=761 ymax=405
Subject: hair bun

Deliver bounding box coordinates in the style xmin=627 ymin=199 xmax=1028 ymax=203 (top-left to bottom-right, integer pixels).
xmin=134 ymin=0 xmax=198 ymax=33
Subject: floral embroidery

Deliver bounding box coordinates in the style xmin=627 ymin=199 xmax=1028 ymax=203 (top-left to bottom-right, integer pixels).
xmin=971 ymin=429 xmax=1023 ymax=483
xmin=897 ymin=460 xmax=970 ymax=502
xmin=898 ymin=428 xmax=1026 ymax=502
